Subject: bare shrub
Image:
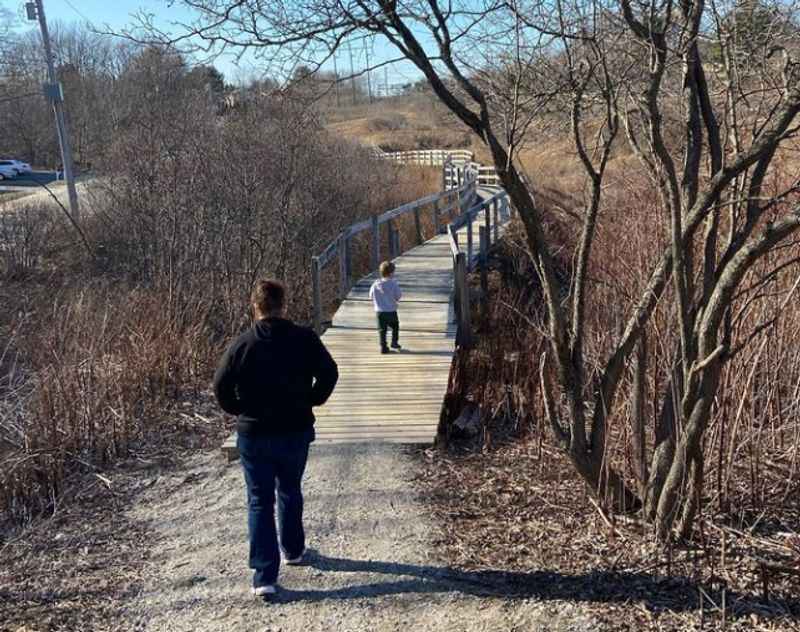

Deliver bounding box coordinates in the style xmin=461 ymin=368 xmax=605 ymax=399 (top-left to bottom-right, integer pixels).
xmin=0 ymin=205 xmax=62 ymax=278
xmin=0 ymin=84 xmax=436 ymax=527
xmin=367 ymin=115 xmax=407 ymax=132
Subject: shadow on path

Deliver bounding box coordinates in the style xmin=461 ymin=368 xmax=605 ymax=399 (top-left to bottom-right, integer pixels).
xmin=274 ymin=551 xmax=798 ymax=620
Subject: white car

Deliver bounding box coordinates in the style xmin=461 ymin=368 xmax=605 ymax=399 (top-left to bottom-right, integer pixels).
xmin=12 ymin=159 xmax=32 ymax=174
xmin=0 ymin=164 xmax=17 ymax=180
xmin=0 ymin=159 xmax=32 ymax=175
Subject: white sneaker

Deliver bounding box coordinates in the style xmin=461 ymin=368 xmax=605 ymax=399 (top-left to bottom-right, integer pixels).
xmin=284 ymin=548 xmax=306 ymax=565
xmin=252 ymin=584 xmax=278 ymax=597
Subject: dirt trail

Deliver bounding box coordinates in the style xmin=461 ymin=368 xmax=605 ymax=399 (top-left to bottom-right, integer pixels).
xmin=123 ymin=443 xmax=598 ymax=632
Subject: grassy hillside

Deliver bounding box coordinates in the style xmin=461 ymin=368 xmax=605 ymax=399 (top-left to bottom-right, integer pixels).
xmin=322 ymin=94 xmax=473 ymax=152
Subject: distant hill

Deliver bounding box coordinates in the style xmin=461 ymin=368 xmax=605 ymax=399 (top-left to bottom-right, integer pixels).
xmin=322 ymin=94 xmax=473 ymax=152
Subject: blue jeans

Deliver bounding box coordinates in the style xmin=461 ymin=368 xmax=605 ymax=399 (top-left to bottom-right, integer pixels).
xmin=237 ymin=429 xmax=313 ymax=587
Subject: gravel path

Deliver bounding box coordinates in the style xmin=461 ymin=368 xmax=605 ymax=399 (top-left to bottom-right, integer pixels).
xmin=123 ymin=443 xmax=598 ymax=632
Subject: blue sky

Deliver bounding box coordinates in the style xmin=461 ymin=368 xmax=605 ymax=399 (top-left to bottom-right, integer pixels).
xmin=5 ymin=0 xmax=425 ymax=88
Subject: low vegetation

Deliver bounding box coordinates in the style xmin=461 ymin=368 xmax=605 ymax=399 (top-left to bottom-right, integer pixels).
xmin=322 ymin=94 xmax=474 ymax=153
xmin=436 ymin=166 xmax=800 ymax=626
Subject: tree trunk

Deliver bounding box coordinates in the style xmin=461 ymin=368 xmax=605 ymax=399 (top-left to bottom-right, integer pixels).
xmin=631 ymin=334 xmax=648 ymax=497
xmin=645 ymin=363 xmax=681 ymax=520
xmin=569 ymin=448 xmax=641 ymax=513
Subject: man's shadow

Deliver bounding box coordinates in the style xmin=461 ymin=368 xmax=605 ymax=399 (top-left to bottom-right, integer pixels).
xmin=271 ymin=550 xmax=798 ymax=620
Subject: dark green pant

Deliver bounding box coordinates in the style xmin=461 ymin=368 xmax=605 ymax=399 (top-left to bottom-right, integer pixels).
xmin=377 ymin=311 xmax=399 ymax=349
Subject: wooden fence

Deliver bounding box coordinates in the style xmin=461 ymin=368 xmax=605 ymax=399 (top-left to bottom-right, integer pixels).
xmin=374 ymin=148 xmax=474 ymax=166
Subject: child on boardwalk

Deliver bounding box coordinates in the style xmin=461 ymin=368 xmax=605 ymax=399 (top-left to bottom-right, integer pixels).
xmin=369 ymin=261 xmax=402 ymax=354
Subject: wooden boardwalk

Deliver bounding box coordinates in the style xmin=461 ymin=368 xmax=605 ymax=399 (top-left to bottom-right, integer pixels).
xmin=312 ymin=231 xmax=459 ymax=444
xmin=222 ymin=151 xmax=511 ymax=457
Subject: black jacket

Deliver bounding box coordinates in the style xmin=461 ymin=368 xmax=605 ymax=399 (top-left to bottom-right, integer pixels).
xmin=213 ymin=318 xmax=338 ymax=436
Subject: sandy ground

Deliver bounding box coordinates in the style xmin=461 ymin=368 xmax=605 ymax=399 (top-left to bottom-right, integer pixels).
xmin=122 ymin=443 xmax=599 ymax=632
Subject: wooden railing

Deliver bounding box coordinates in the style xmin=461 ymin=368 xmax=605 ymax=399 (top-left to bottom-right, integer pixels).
xmin=446 ymin=189 xmax=513 ymax=348
xmin=311 ymin=148 xmax=513 ymax=343
xmin=374 ymin=147 xmax=474 ymax=166
xmin=373 ymin=146 xmax=502 ymax=189
xmin=311 ymin=169 xmax=479 ymax=333
xmin=446 ymin=161 xmax=502 ymax=189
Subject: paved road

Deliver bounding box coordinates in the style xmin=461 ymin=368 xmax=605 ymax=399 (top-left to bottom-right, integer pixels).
xmin=0 ymin=172 xmax=92 ymax=213
xmin=0 ymin=170 xmax=60 ymax=189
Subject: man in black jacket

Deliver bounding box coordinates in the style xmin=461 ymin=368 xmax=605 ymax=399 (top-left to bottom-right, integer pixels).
xmin=214 ymin=279 xmax=338 ymax=597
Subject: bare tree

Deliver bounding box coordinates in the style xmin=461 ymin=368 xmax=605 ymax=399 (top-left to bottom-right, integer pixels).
xmin=132 ymin=0 xmax=800 ymax=541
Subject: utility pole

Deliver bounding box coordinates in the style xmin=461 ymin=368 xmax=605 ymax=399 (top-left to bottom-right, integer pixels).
xmin=347 ymin=41 xmax=357 ymax=105
xmin=332 ymin=53 xmax=341 ymax=107
xmin=26 ymin=0 xmax=80 ymax=223
xmin=364 ymin=44 xmax=373 ymax=104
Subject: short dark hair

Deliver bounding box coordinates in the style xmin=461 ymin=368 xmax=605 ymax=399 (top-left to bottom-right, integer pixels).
xmin=251 ymin=279 xmax=286 ymax=315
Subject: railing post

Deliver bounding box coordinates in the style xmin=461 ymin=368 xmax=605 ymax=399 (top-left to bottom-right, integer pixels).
xmin=338 ymin=233 xmax=349 ymax=299
xmin=455 ymin=252 xmax=472 ymax=348
xmin=452 ymin=255 xmax=460 ymax=325
xmin=466 ymin=210 xmax=474 ymax=271
xmin=493 ymin=198 xmax=500 ymax=242
xmin=371 ymin=215 xmax=380 ymax=270
xmin=479 ymin=225 xmax=489 ymax=321
xmin=433 ymin=198 xmax=440 ymax=235
xmin=449 ymin=223 xmax=459 ymax=250
xmin=312 ymin=256 xmax=322 ymax=334
xmin=414 ymin=206 xmax=423 ymax=245
xmin=387 ymin=219 xmax=399 ymax=259
xmin=485 ymin=200 xmax=492 ymax=246
xmin=393 ymin=223 xmax=401 ymax=256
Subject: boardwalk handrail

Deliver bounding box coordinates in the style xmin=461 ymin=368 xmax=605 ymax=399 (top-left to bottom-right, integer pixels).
xmin=311 ymin=164 xmax=479 ymax=333
xmin=311 ymin=148 xmax=513 ymax=342
xmin=373 ymin=147 xmax=474 ymax=166
xmin=445 ymin=189 xmax=513 ymax=347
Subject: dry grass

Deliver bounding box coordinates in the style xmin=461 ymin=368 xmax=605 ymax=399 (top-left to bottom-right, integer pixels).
xmin=323 ymin=94 xmax=474 ymax=152
xmin=424 ymin=225 xmax=800 ymax=629
xmin=415 ymin=439 xmax=800 ymax=631
xmin=0 ymin=190 xmax=36 ymax=207
xmin=0 ymin=390 xmax=224 ymax=632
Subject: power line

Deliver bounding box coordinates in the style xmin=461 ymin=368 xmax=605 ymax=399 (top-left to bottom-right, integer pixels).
xmin=61 ymin=0 xmax=93 ymax=24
